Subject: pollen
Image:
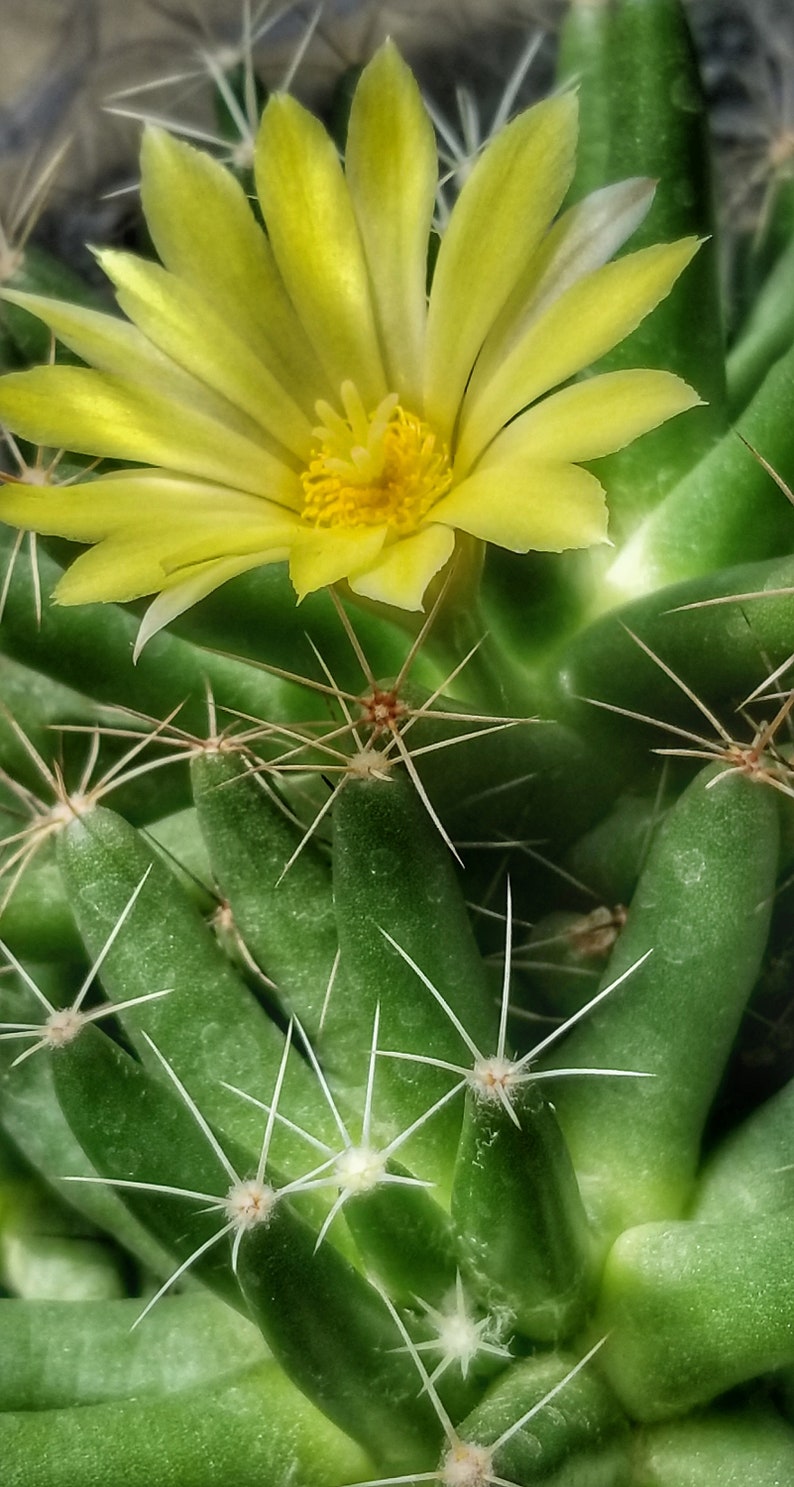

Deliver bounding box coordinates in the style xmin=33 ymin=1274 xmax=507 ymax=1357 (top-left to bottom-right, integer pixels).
xmin=300 ymin=380 xmax=452 ymax=534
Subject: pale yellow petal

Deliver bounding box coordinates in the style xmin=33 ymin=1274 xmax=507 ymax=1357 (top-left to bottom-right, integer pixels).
xmin=159 ymin=516 xmax=301 ymax=570
xmin=0 ymin=469 xmax=278 ymax=540
xmin=474 ymin=177 xmax=657 ymax=386
xmin=345 ymin=42 xmax=436 ymax=406
xmin=432 ymin=461 xmax=609 ymax=552
xmin=348 ymin=524 xmax=455 ymax=610
xmin=140 ymin=125 xmax=328 ymax=409
xmin=480 ymin=370 xmax=702 ymax=467
xmin=424 ymin=92 xmax=578 ymax=440
xmin=56 ymin=530 xmax=288 ymax=608
xmin=54 ymin=528 xmax=207 ymax=604
xmin=456 ymin=237 xmax=701 ymax=475
xmin=0 ymin=289 xmax=273 ymax=443
xmin=288 ymin=525 xmax=387 ymax=600
xmin=132 ymin=551 xmax=289 ymax=660
xmin=0 ymin=367 xmax=301 ymax=505
xmin=96 ymin=249 xmax=314 ymax=461
xmin=255 ymin=94 xmax=387 ymax=407
xmin=53 ymin=508 xmax=297 ymax=603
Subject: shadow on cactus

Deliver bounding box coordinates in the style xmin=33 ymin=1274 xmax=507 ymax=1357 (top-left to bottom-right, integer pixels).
xmin=1 ymin=4 xmax=794 ymax=1485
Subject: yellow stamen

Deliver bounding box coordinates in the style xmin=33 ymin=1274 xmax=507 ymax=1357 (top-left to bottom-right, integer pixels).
xmin=300 ymin=380 xmax=452 ymax=533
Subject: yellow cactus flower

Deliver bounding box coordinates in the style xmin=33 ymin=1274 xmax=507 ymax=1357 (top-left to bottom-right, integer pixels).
xmin=0 ymin=42 xmax=701 ymax=651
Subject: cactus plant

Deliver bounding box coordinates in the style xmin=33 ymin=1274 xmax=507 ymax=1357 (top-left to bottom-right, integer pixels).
xmin=1 ymin=3 xmax=794 ymax=1485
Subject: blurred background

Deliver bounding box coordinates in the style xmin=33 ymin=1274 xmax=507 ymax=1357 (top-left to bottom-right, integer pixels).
xmin=0 ymin=2 xmax=792 ymax=311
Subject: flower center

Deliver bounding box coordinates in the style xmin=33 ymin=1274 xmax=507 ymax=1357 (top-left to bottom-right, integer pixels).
xmin=300 ymin=381 xmax=452 ymax=534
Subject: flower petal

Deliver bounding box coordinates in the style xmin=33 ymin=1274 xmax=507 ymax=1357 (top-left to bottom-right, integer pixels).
xmin=96 ymin=249 xmax=314 ymax=461
xmin=345 ymin=42 xmax=437 ymax=407
xmin=424 ymin=92 xmax=578 ymax=441
xmin=433 ymin=461 xmax=609 ymax=552
xmin=0 ymin=289 xmax=267 ymax=439
xmin=140 ymin=125 xmax=328 ymax=409
xmin=456 ymin=237 xmax=701 ymax=474
xmin=474 ymin=177 xmax=657 ymax=384
xmin=0 ymin=367 xmax=301 ymax=505
xmin=53 ymin=528 xmax=207 ymax=604
xmin=0 ymin=470 xmax=280 ymax=541
xmin=56 ymin=529 xmax=288 ymax=608
xmin=480 ymin=370 xmax=702 ymax=467
xmin=132 ymin=551 xmax=289 ymax=660
xmin=255 ymin=94 xmax=387 ymax=408
xmin=348 ymin=524 xmax=455 ymax=610
xmin=288 ymin=525 xmax=387 ymax=600
xmin=53 ymin=506 xmax=298 ymax=603
xmin=160 ymin=517 xmax=301 ymax=571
